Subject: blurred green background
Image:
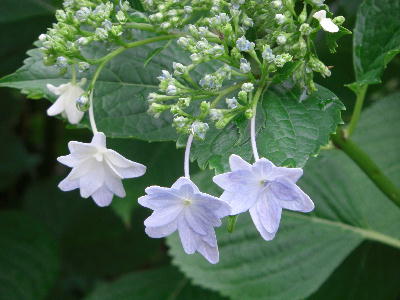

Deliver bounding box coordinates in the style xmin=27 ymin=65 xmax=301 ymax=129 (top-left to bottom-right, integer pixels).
xmin=1 ymin=0 xmax=400 ymax=299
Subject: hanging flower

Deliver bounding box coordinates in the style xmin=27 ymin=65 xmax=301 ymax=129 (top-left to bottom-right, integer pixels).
xmin=47 ymin=80 xmax=85 ymax=124
xmin=213 ymin=155 xmax=314 ymax=241
xmin=313 ymin=10 xmax=339 ymax=33
xmin=57 ymin=132 xmax=146 ymax=207
xmin=139 ymin=177 xmax=231 ymax=264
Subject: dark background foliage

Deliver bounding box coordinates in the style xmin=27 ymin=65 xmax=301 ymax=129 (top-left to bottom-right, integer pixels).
xmin=0 ymin=0 xmax=399 ymax=299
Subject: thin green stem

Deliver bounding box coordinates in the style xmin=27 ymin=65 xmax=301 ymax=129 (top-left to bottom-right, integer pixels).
xmin=347 ymin=85 xmax=368 ymax=137
xmin=71 ymin=64 xmax=77 ymax=84
xmin=331 ymin=129 xmax=400 ymax=209
xmin=210 ymin=82 xmax=244 ymax=108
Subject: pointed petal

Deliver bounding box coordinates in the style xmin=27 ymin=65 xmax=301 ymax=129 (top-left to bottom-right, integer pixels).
xmin=104 ymin=171 xmax=125 ymax=198
xmin=320 ymin=18 xmax=339 ymax=33
xmin=313 ymin=10 xmax=326 ymax=21
xmin=79 ymin=166 xmax=104 ymax=198
xmin=65 ymin=159 xmax=96 ymax=181
xmin=184 ymin=208 xmax=208 ymax=235
xmin=57 ymin=154 xmax=78 ymax=168
xmin=178 ymin=217 xmax=198 ymax=254
xmin=197 ymin=239 xmax=219 ymax=264
xmin=58 ymin=176 xmax=79 ymax=192
xmin=171 ymin=177 xmax=200 ymax=194
xmin=139 ymin=187 xmax=185 ymax=209
xmin=229 ymin=154 xmax=252 ymax=171
xmin=145 ymin=220 xmax=178 ymax=238
xmin=91 ymin=132 xmax=107 ymax=147
xmin=105 ymin=150 xmax=146 ymax=178
xmin=271 ymin=166 xmax=303 ymax=182
xmin=249 ymin=206 xmax=277 ymax=241
xmin=47 ymin=97 xmax=65 ymax=116
xmin=47 ymin=83 xmax=69 ymax=95
xmin=213 ymin=170 xmax=259 ymax=192
xmin=144 ymin=205 xmax=183 ymax=227
xmin=220 ymin=188 xmax=259 ymax=215
xmin=257 ymin=192 xmax=282 ymax=234
xmin=68 ymin=140 xmax=97 ymax=155
xmin=91 ymin=185 xmax=114 ymax=207
xmin=252 ymin=158 xmax=275 ymax=180
xmin=270 ymin=178 xmax=315 ymax=212
xmin=194 ymin=192 xmax=231 ymax=218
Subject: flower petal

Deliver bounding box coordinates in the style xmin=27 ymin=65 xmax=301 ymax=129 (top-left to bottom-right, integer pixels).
xmin=68 ymin=140 xmax=97 ymax=155
xmin=229 ymin=154 xmax=252 ymax=171
xmin=252 ymin=158 xmax=275 ymax=180
xmin=91 ymin=185 xmax=114 ymax=207
xmin=104 ymin=171 xmax=125 ymax=198
xmin=105 ymin=150 xmax=146 ymax=178
xmin=47 ymin=97 xmax=65 ymax=116
xmin=313 ymin=10 xmax=327 ymax=21
xmin=257 ymin=191 xmax=282 ymax=234
xmin=144 ymin=205 xmax=183 ymax=227
xmin=178 ymin=217 xmax=198 ymax=254
xmin=58 ymin=177 xmax=79 ymax=192
xmin=270 ymin=166 xmax=303 ymax=182
xmin=213 ymin=169 xmax=258 ymax=192
xmin=139 ymin=186 xmax=185 ymax=209
xmin=79 ymin=166 xmax=105 ymax=198
xmin=91 ymin=132 xmax=107 ymax=147
xmin=57 ymin=154 xmax=79 ymax=168
xmin=197 ymin=239 xmax=219 ymax=264
xmin=195 ymin=192 xmax=231 ymax=218
xmin=145 ymin=220 xmax=178 ymax=238
xmin=270 ymin=178 xmax=314 ymax=212
xmin=171 ymin=177 xmax=200 ymax=194
xmin=184 ymin=208 xmax=208 ymax=235
xmin=320 ymin=18 xmax=339 ymax=33
xmin=249 ymin=206 xmax=278 ymax=241
xmin=220 ymin=188 xmax=259 ymax=215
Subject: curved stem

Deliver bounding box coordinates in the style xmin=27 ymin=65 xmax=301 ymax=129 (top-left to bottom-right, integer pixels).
xmin=347 ymin=85 xmax=368 ymax=137
xmin=250 ymin=114 xmax=259 ymax=161
xmin=331 ymin=129 xmax=400 ymax=209
xmin=184 ymin=134 xmax=194 ymax=179
xmin=88 ymin=91 xmax=98 ymax=134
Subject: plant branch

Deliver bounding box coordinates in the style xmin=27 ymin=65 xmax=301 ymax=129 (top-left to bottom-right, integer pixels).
xmin=347 ymin=85 xmax=368 ymax=137
xmin=331 ymin=129 xmax=400 ymax=209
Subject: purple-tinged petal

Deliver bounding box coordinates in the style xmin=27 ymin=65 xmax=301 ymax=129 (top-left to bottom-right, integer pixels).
xmin=252 ymin=158 xmax=275 ymax=181
xmin=270 ymin=178 xmax=314 ymax=212
xmin=144 ymin=205 xmax=183 ymax=227
xmin=249 ymin=206 xmax=277 ymax=241
xmin=171 ymin=177 xmax=200 ymax=194
xmin=91 ymin=185 xmax=114 ymax=207
xmin=178 ymin=217 xmax=198 ymax=254
xmin=220 ymin=188 xmax=259 ymax=215
xmin=270 ymin=166 xmax=303 ymax=182
xmin=229 ymin=154 xmax=252 ymax=171
xmin=145 ymin=220 xmax=178 ymax=238
xmin=197 ymin=239 xmax=219 ymax=264
xmin=256 ymin=191 xmax=282 ymax=234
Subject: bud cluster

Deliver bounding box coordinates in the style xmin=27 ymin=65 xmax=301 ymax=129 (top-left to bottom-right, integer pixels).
xmin=146 ymin=0 xmax=347 ymax=140
xmin=38 ymin=0 xmax=134 ymax=70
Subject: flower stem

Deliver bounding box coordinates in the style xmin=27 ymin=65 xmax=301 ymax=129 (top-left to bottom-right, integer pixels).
xmin=88 ymin=91 xmax=98 ymax=134
xmin=347 ymin=85 xmax=368 ymax=137
xmin=210 ymin=82 xmax=244 ymax=108
xmin=184 ymin=134 xmax=194 ymax=179
xmin=331 ymin=129 xmax=400 ymax=209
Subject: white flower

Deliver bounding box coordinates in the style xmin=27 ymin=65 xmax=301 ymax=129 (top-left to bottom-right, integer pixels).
xmin=139 ymin=177 xmax=231 ymax=264
xmin=213 ymin=155 xmax=314 ymax=241
xmin=57 ymin=132 xmax=146 ymax=207
xmin=47 ymin=81 xmax=85 ymax=124
xmin=313 ymin=10 xmax=339 ymax=33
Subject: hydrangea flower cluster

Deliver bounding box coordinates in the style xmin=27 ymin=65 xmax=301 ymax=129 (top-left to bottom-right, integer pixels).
xmin=38 ymin=0 xmax=348 ymax=264
xmin=146 ymin=0 xmax=347 ymax=139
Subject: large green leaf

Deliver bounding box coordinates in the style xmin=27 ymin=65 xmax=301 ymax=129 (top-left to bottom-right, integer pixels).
xmin=0 ymin=37 xmax=209 ymax=142
xmin=352 ymin=0 xmax=400 ymax=87
xmin=167 ymin=93 xmax=400 ymax=299
xmin=191 ymin=84 xmax=344 ymax=173
xmin=0 ymin=211 xmax=59 ymax=300
xmin=84 ymin=267 xmax=226 ymax=300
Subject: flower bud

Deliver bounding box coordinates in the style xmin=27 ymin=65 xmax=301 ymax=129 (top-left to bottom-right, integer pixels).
xmin=333 ymin=16 xmax=345 ymax=26
xmin=242 ymin=83 xmax=254 ymax=93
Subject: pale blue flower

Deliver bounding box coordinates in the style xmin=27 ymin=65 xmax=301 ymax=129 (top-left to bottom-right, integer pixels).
xmin=213 ymin=155 xmax=314 ymax=241
xmin=236 ymin=36 xmax=255 ymax=52
xmin=139 ymin=177 xmax=231 ymax=264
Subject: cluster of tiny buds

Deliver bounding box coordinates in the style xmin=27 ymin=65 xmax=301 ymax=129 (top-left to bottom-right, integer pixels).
xmin=38 ymin=0 xmax=132 ymax=69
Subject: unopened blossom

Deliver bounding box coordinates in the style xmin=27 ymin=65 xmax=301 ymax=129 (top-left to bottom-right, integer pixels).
xmin=139 ymin=177 xmax=231 ymax=264
xmin=58 ymin=132 xmax=146 ymax=207
xmin=213 ymin=155 xmax=314 ymax=241
xmin=313 ymin=10 xmax=339 ymax=33
xmin=47 ymin=81 xmax=85 ymax=124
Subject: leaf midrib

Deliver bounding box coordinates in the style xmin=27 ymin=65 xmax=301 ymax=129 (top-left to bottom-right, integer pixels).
xmin=286 ymin=212 xmax=400 ymax=250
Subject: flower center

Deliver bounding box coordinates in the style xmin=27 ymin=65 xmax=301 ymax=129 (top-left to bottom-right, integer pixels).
xmin=93 ymin=147 xmax=107 ymax=162
xmin=183 ymin=199 xmax=192 ymax=206
xmin=260 ymin=179 xmax=271 ymax=187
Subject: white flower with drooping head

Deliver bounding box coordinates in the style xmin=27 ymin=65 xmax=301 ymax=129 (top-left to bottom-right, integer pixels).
xmin=139 ymin=177 xmax=231 ymax=264
xmin=57 ymin=132 xmax=146 ymax=207
xmin=47 ymin=80 xmax=85 ymax=124
xmin=213 ymin=155 xmax=314 ymax=241
xmin=313 ymin=10 xmax=339 ymax=33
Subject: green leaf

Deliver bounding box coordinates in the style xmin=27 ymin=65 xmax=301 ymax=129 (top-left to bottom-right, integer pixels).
xmin=0 ymin=211 xmax=59 ymax=300
xmin=84 ymin=266 xmax=226 ymax=300
xmin=167 ymin=93 xmax=400 ymax=300
xmin=0 ymin=38 xmax=210 ymax=142
xmin=191 ymin=84 xmax=344 ymax=173
xmin=352 ymin=0 xmax=400 ymax=88
xmin=326 ymin=25 xmax=352 ymax=54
